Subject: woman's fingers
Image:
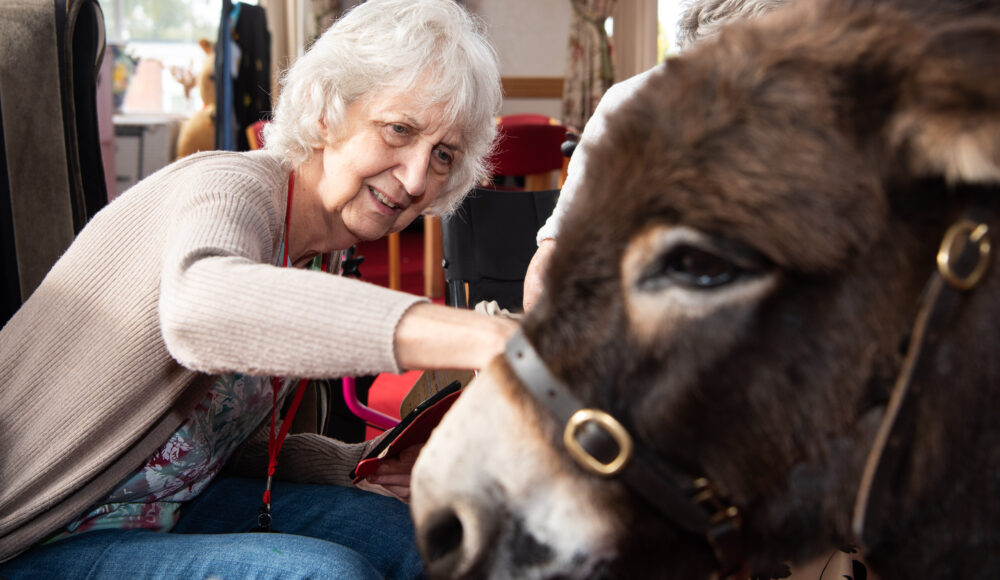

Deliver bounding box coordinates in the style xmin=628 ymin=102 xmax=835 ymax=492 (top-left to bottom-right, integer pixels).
xmin=355 ymin=443 xmax=424 ymax=502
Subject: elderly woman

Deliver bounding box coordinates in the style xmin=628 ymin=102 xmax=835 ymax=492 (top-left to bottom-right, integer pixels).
xmin=0 ymin=0 xmax=510 ymax=577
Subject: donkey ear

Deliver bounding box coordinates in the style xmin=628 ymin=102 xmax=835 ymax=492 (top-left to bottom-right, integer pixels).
xmin=889 ymin=20 xmax=1000 ymax=184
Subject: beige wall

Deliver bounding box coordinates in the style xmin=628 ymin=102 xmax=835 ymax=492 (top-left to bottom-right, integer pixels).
xmin=471 ymin=0 xmax=571 ymax=119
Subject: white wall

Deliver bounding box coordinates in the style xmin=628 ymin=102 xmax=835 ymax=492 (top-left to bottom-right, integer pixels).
xmin=471 ymin=0 xmax=571 ymax=119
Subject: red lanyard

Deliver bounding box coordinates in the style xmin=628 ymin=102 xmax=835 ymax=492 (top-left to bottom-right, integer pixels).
xmin=256 ymin=171 xmax=311 ymax=532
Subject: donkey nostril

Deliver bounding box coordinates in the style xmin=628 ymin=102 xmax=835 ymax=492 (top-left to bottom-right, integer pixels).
xmin=418 ymin=502 xmax=497 ymax=577
xmin=423 ymin=509 xmax=464 ymax=564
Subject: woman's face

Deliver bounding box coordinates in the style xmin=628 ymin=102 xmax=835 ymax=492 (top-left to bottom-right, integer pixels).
xmin=313 ymin=90 xmax=463 ymax=247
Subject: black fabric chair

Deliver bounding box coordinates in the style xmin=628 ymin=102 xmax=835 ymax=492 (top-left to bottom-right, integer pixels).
xmin=441 ymin=187 xmax=559 ymax=312
xmin=0 ymin=0 xmax=108 ymax=326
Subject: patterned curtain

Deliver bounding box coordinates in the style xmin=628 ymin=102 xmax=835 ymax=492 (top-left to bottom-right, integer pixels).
xmin=562 ymin=0 xmax=618 ymax=131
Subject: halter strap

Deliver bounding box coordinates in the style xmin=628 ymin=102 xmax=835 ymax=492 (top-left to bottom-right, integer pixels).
xmin=852 ymin=215 xmax=991 ymax=542
xmin=505 ymin=329 xmax=747 ymax=578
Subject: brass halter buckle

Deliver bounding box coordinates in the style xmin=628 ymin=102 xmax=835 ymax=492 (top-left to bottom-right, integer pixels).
xmin=936 ymin=220 xmax=991 ymax=290
xmin=563 ymin=408 xmax=634 ymax=476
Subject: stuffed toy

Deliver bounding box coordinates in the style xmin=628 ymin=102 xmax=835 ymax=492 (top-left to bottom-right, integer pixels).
xmin=174 ymin=39 xmax=216 ymax=158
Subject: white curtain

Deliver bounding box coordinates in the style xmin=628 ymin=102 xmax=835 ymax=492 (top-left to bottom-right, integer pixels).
xmin=611 ymin=0 xmax=658 ymax=82
xmin=260 ymin=0 xmax=347 ymax=101
xmin=259 ymin=0 xmax=304 ymax=101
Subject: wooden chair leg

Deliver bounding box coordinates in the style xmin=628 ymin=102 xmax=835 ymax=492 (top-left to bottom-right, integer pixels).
xmin=424 ymin=215 xmax=444 ymax=298
xmin=525 ymin=172 xmax=556 ymax=191
xmin=388 ymin=232 xmax=401 ymax=290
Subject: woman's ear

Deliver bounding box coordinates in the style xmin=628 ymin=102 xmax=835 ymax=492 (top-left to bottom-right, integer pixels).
xmin=888 ymin=21 xmax=1000 ymax=185
xmin=318 ymin=117 xmax=330 ymax=141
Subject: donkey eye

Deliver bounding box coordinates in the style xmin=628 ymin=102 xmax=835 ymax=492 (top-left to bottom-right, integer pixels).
xmin=639 ymin=246 xmax=743 ymax=290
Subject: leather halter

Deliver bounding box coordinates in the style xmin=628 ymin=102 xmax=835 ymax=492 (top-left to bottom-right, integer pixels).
xmin=505 ymin=330 xmax=747 ymax=579
xmin=852 ymin=216 xmax=992 ymax=542
xmin=505 ymin=214 xmax=991 ymax=579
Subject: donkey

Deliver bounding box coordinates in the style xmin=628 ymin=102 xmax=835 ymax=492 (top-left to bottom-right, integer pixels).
xmin=410 ymin=0 xmax=1000 ymax=578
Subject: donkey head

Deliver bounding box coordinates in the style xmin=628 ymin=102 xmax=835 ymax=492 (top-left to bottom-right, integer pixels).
xmin=412 ymin=1 xmax=1000 ymax=578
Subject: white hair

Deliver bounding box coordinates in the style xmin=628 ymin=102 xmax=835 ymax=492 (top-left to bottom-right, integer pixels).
xmin=677 ymin=0 xmax=792 ymax=50
xmin=264 ymin=0 xmax=501 ymax=214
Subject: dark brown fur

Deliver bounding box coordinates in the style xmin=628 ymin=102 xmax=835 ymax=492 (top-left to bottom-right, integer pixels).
xmin=520 ymin=0 xmax=1000 ymax=577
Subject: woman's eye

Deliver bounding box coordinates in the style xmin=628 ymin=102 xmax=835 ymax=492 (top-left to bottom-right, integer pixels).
xmin=640 ymin=246 xmax=744 ymax=290
xmin=384 ymin=124 xmax=410 ymax=143
xmin=433 ymin=148 xmax=453 ymax=166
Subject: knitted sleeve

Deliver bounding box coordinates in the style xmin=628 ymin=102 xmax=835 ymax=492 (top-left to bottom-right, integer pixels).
xmin=225 ymin=422 xmax=389 ymax=486
xmin=158 ymin=153 xmax=427 ymax=379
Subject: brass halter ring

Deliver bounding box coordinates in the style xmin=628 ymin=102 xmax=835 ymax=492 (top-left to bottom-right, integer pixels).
xmin=563 ymin=408 xmax=634 ymax=476
xmin=936 ymin=220 xmax=991 ymax=290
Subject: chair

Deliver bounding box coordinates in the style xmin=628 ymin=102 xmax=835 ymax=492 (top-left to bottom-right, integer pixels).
xmin=496 ymin=113 xmax=558 ymax=127
xmin=0 ymin=0 xmax=108 ymax=327
xmin=491 ymin=115 xmax=569 ymax=191
xmin=441 ymin=186 xmax=559 ymax=311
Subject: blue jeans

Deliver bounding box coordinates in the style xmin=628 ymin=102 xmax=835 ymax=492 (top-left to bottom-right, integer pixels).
xmin=0 ymin=476 xmax=424 ymax=580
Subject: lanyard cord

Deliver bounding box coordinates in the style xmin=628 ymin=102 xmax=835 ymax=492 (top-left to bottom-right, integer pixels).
xmin=256 ymin=171 xmax=312 ymax=532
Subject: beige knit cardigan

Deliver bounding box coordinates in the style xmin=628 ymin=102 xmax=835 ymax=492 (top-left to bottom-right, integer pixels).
xmin=0 ymin=150 xmax=426 ymax=562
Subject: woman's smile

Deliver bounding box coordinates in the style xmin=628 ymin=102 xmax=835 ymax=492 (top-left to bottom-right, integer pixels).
xmin=367 ymin=184 xmax=405 ymax=214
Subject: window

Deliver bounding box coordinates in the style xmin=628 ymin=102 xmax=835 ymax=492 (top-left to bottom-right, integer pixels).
xmin=658 ymin=0 xmax=683 ymax=60
xmin=609 ymin=0 xmax=683 ymax=80
xmin=102 ymin=0 xmax=230 ymax=114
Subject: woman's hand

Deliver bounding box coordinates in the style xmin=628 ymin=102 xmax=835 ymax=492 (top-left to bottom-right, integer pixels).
xmin=523 ymin=238 xmax=556 ymax=313
xmin=393 ymin=303 xmax=518 ymax=371
xmin=355 ymin=444 xmax=423 ymax=502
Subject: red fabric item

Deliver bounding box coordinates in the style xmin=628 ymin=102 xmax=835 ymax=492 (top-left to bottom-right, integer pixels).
xmin=490 ymin=120 xmax=568 ymax=177
xmin=352 ymin=387 xmax=462 ymax=482
xmin=364 ymin=370 xmax=421 ymax=440
xmin=246 ymin=119 xmax=268 ymax=150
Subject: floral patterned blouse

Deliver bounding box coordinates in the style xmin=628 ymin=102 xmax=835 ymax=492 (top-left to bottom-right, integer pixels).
xmin=54 ymin=372 xmax=289 ymax=538
xmin=54 ymin=239 xmax=328 ymax=540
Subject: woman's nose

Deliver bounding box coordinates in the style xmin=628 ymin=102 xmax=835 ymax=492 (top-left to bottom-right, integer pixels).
xmin=395 ymin=145 xmax=432 ymax=198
